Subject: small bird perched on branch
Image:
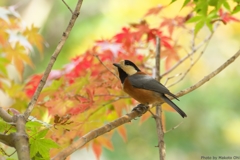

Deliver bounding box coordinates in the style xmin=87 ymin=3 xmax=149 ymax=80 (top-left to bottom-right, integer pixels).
xmin=113 ymin=60 xmax=187 ymax=118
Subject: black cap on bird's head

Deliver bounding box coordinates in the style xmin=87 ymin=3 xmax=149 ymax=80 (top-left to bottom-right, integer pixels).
xmin=113 ymin=60 xmax=141 ymax=83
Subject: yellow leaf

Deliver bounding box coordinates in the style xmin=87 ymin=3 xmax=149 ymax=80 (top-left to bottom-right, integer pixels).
xmin=18 ymin=51 xmax=34 ymax=68
xmin=23 ymin=24 xmax=44 ymax=55
xmin=13 ymin=58 xmax=24 ymax=80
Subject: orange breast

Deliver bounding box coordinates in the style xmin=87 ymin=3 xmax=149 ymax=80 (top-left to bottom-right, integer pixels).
xmin=123 ymin=78 xmax=164 ymax=105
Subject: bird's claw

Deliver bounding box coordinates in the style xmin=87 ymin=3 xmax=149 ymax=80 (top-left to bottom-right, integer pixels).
xmin=132 ymin=104 xmax=149 ymax=117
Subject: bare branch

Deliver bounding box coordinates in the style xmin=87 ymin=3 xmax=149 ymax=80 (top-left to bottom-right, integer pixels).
xmin=167 ymin=35 xmax=211 ymax=88
xmin=154 ymin=37 xmax=166 ymax=160
xmin=24 ymin=0 xmax=84 ymax=119
xmin=51 ymin=110 xmax=140 ymax=160
xmin=12 ymin=115 xmax=29 ymax=160
xmin=0 ymin=133 xmax=14 ymax=147
xmin=62 ymin=0 xmax=73 ymax=14
xmin=165 ymin=121 xmax=183 ymax=133
xmin=163 ymin=73 xmax=182 ymax=86
xmin=155 ymin=37 xmax=161 ymax=81
xmin=0 ymin=107 xmax=12 ymax=122
xmin=161 ymin=30 xmax=214 ymax=78
xmin=94 ymin=55 xmax=119 ymax=79
xmin=0 ymin=148 xmax=16 ymax=158
xmin=176 ymin=49 xmax=240 ymax=98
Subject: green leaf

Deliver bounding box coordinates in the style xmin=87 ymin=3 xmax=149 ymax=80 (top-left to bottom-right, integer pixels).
xmin=0 ymin=57 xmax=10 ymax=76
xmin=223 ymin=1 xmax=231 ymax=11
xmin=169 ymin=0 xmax=177 ymax=4
xmin=26 ymin=121 xmax=42 ymax=129
xmin=206 ymin=19 xmax=213 ymax=32
xmin=0 ymin=118 xmax=16 ymax=133
xmin=216 ymin=0 xmax=224 ymax=10
xmin=30 ymin=139 xmax=39 ymax=158
xmin=208 ymin=0 xmax=218 ymax=7
xmin=232 ymin=5 xmax=240 ymax=14
xmin=38 ymin=139 xmax=59 ymax=159
xmin=30 ymin=138 xmax=59 ymax=159
xmin=194 ymin=1 xmax=208 ymax=15
xmin=181 ymin=0 xmax=191 ymax=9
xmin=208 ymin=9 xmax=217 ymax=18
xmin=233 ymin=0 xmax=240 ymax=3
xmin=36 ymin=129 xmax=49 ymax=139
xmin=201 ymin=2 xmax=208 ymax=15
xmin=41 ymin=139 xmax=59 ymax=148
xmin=186 ymin=16 xmax=202 ymax=23
xmin=194 ymin=20 xmax=205 ymax=35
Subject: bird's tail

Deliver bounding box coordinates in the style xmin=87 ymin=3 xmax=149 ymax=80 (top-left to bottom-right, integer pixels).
xmin=161 ymin=95 xmax=187 ymax=118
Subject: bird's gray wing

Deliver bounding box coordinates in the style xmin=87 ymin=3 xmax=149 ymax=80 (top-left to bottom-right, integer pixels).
xmin=128 ymin=74 xmax=179 ymax=100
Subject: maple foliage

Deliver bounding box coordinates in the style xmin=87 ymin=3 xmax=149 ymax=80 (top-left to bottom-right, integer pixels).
xmin=0 ymin=1 xmax=240 ymax=159
xmin=218 ymin=8 xmax=240 ymax=24
xmin=24 ymin=5 xmax=239 ymax=158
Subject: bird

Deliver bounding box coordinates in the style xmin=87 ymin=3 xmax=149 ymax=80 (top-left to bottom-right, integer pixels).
xmin=113 ymin=59 xmax=187 ymax=118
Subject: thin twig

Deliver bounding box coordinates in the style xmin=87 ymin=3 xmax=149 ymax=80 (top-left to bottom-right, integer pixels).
xmin=161 ymin=30 xmax=214 ymax=78
xmin=0 ymin=148 xmax=16 ymax=157
xmin=164 ymin=73 xmax=182 ymax=86
xmin=155 ymin=37 xmax=161 ymax=81
xmin=167 ymin=29 xmax=215 ymax=88
xmin=176 ymin=49 xmax=240 ymax=98
xmin=0 ymin=107 xmax=13 ymax=122
xmin=62 ymin=0 xmax=73 ymax=14
xmin=24 ymin=0 xmax=84 ymax=119
xmin=165 ymin=121 xmax=183 ymax=133
xmin=94 ymin=55 xmax=119 ymax=79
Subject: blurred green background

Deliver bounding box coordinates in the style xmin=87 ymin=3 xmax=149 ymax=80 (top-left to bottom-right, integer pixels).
xmin=1 ymin=0 xmax=240 ymax=159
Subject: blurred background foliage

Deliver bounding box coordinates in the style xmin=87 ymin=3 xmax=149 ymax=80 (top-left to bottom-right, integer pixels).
xmin=1 ymin=0 xmax=240 ymax=159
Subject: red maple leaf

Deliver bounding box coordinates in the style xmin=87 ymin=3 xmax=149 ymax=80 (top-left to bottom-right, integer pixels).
xmin=161 ymin=44 xmax=181 ymax=70
xmin=218 ymin=8 xmax=240 ymax=24
xmin=145 ymin=5 xmax=165 ymax=16
xmin=25 ymin=74 xmax=42 ymax=98
xmin=160 ymin=16 xmax=186 ymax=35
xmin=92 ymin=143 xmax=102 ymax=160
xmin=114 ymin=27 xmax=134 ymax=48
xmin=129 ymin=20 xmax=173 ymax=49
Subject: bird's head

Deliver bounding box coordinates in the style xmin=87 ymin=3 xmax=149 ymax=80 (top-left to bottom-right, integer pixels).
xmin=113 ymin=60 xmax=141 ymax=76
xmin=113 ymin=60 xmax=141 ymax=83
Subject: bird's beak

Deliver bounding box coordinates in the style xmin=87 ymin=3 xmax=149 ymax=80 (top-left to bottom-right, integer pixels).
xmin=113 ymin=63 xmax=120 ymax=68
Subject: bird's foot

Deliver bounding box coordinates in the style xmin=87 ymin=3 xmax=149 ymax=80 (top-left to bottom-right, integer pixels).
xmin=132 ymin=104 xmax=149 ymax=117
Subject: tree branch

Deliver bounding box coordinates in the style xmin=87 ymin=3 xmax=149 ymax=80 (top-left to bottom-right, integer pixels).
xmin=51 ymin=111 xmax=140 ymax=160
xmin=94 ymin=54 xmax=119 ymax=79
xmin=167 ymin=30 xmax=213 ymax=88
xmin=52 ymin=49 xmax=240 ymax=160
xmin=154 ymin=37 xmax=165 ymax=160
xmin=176 ymin=49 xmax=240 ymax=98
xmin=0 ymin=133 xmax=14 ymax=147
xmin=12 ymin=115 xmax=29 ymax=160
xmin=0 ymin=107 xmax=13 ymax=122
xmin=62 ymin=0 xmax=73 ymax=14
xmin=24 ymin=0 xmax=84 ymax=119
xmin=160 ymin=29 xmax=214 ymax=78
